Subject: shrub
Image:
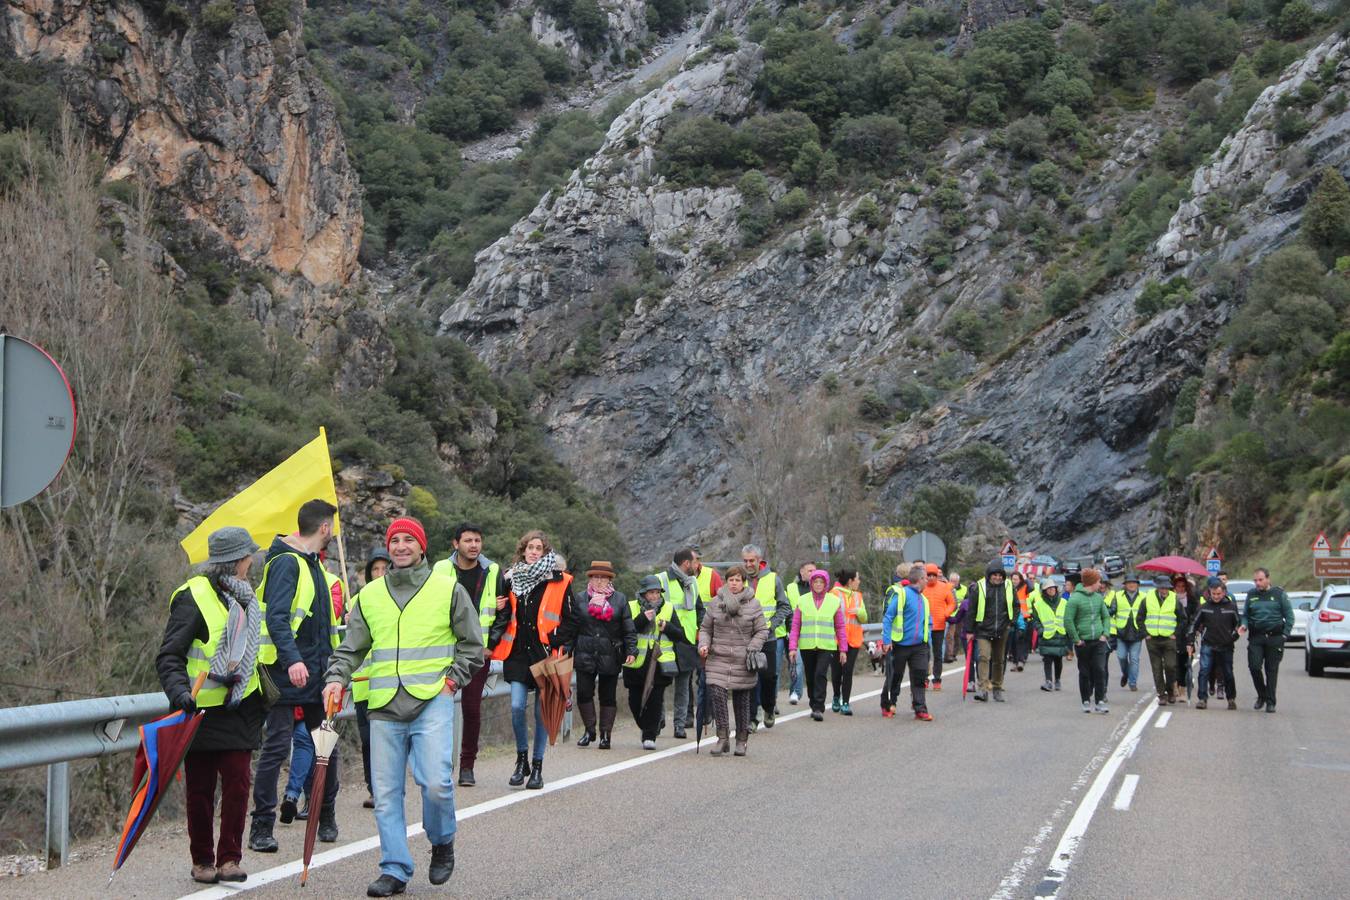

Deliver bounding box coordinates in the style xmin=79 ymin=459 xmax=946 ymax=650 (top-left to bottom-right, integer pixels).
xmin=831 ymin=114 xmax=907 ymax=173
xmin=1135 ymin=277 xmax=1194 ymax=316
xmin=1274 ymin=109 xmax=1310 ymax=144
xmin=1172 ymin=376 xmax=1202 ymax=425
xmin=940 ymin=441 xmax=1015 ymax=484
xmin=859 ymin=390 xmax=890 ymax=421
xmin=1043 ymin=271 xmax=1083 ymax=316
xmin=255 ymin=0 xmax=291 ymax=37
xmin=1276 ymin=0 xmax=1315 ymax=40
xmin=1027 ymin=160 xmax=1062 ymax=195
xmin=711 ymin=31 xmax=739 ymax=52
xmin=942 ymin=310 xmax=986 ymax=355
xmin=967 ymin=92 xmax=1003 ymax=126
xmin=804 ymin=227 xmax=828 ymax=258
xmin=569 ymin=0 xmax=609 ymax=50
xmin=775 ymin=187 xmax=810 ymax=220
xmin=657 ymin=116 xmax=741 ymax=183
xmin=200 ymin=0 xmax=236 ymax=35
xmin=743 ymin=111 xmax=820 ymax=167
xmin=852 ymin=196 xmax=883 ymax=229
xmin=1161 ymin=7 xmax=1240 ymax=82
xmin=1005 ymin=115 xmax=1048 ymax=160
xmin=1301 ymin=167 xmax=1350 ymax=255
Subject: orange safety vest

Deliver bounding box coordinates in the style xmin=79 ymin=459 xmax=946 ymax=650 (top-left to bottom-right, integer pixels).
xmin=1016 ymin=584 xmax=1031 ymax=618
xmin=491 ymin=573 xmax=572 ymax=661
xmin=838 ymin=588 xmax=865 ymax=649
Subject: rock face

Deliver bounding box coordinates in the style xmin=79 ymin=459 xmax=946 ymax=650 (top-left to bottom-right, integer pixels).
xmin=3 ymin=0 xmax=362 ymax=289
xmin=443 ymin=20 xmax=1346 ymax=564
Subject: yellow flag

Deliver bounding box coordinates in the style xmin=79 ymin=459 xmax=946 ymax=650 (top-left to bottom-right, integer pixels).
xmin=180 ymin=428 xmax=341 ymax=564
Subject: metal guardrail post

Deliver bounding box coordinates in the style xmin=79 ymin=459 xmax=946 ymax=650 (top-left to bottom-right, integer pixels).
xmin=46 ymin=762 xmax=69 ymax=870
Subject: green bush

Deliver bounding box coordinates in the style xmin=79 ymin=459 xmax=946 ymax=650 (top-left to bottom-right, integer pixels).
xmin=852 ymin=196 xmax=883 ymax=229
xmin=831 ymin=115 xmax=907 ymax=173
xmin=1027 ymin=160 xmax=1062 ymax=195
xmin=1043 ymin=271 xmax=1083 ymax=316
xmin=1275 ymin=0 xmax=1315 ymax=40
xmin=657 ymin=116 xmax=742 ymax=183
xmin=942 ymin=310 xmax=986 ymax=355
xmin=775 ymin=187 xmax=810 ymax=220
xmin=255 ymin=0 xmax=291 ymax=37
xmin=570 ymin=0 xmax=609 ymax=50
xmin=804 ymin=227 xmax=828 ymax=258
xmin=1135 ymin=276 xmax=1194 ymax=316
xmin=1161 ymin=7 xmax=1241 ymax=82
xmin=200 ymin=0 xmax=236 ymax=36
xmin=1301 ymin=167 xmax=1350 ymax=256
xmin=1005 ymin=115 xmax=1048 ymax=160
xmin=940 ymin=441 xmax=1015 ymax=484
xmin=1172 ymin=376 xmax=1202 ymax=425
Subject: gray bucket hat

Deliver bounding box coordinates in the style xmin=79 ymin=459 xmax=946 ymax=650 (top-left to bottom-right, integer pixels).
xmin=637 ymin=574 xmax=664 ymax=596
xmin=206 ymin=526 xmax=260 ymax=564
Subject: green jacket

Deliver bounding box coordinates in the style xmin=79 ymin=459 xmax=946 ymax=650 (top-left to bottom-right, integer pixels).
xmin=1241 ymin=586 xmax=1294 ymax=637
xmin=1064 ymin=586 xmax=1111 ymax=644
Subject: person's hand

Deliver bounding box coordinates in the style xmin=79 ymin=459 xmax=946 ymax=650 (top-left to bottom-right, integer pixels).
xmin=699 ymin=646 xmax=709 ymax=659
xmin=288 ymin=662 xmax=309 ymax=688
xmin=788 ymin=650 xmax=797 ymax=662
xmin=496 ymin=596 xmax=508 ymax=610
xmin=1099 ymin=635 xmax=1109 ymax=643
xmin=881 ymin=643 xmax=891 ymax=654
xmin=839 ymin=651 xmax=848 ymax=664
xmin=321 ymin=681 xmax=344 ymax=709
xmin=645 ymin=609 xmax=656 ymax=621
xmin=442 ymin=679 xmax=458 ymax=695
xmin=624 ymin=655 xmax=635 ymax=665
xmin=173 ymin=691 xmax=196 ymax=713
xmin=1238 ymin=625 xmax=1247 ymax=635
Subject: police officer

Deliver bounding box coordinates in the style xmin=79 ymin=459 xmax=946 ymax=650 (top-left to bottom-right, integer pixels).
xmin=1239 ymin=567 xmax=1294 ymax=713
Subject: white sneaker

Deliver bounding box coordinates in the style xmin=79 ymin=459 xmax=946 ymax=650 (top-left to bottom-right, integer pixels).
xmin=1082 ymin=701 xmax=1092 ymax=713
xmin=788 ymin=692 xmax=799 ymax=705
xmin=1095 ymin=702 xmax=1110 ymax=714
xmin=641 ymin=739 xmax=656 ymax=750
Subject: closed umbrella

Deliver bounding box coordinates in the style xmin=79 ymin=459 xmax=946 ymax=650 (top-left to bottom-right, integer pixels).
xmin=962 ymin=635 xmax=973 ymax=701
xmin=529 ymin=652 xmax=573 ymax=747
xmin=300 ymin=689 xmax=343 ymax=886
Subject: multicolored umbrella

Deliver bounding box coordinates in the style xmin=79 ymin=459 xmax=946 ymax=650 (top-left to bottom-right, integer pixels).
xmin=110 ymin=672 xmax=208 ymax=884
xmin=300 ymin=689 xmax=344 ymax=887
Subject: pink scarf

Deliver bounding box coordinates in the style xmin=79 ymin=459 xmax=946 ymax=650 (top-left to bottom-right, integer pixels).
xmin=587 ymin=580 xmax=615 ymax=621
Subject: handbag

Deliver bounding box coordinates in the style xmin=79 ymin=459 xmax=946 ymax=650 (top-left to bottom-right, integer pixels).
xmin=256 ymin=664 xmax=282 ymax=708
xmin=745 ymin=649 xmax=768 ymax=672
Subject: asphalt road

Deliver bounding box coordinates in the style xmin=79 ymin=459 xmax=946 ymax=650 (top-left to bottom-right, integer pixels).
xmin=3 ymin=652 xmax=1346 ymax=899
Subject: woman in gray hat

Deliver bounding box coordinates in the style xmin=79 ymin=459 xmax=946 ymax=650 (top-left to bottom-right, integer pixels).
xmin=155 ymin=526 xmax=266 ymax=885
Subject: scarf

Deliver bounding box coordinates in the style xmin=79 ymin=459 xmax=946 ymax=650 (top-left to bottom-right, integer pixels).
xmin=716 ymin=585 xmax=754 ymax=618
xmin=209 ymin=575 xmax=262 ymax=709
xmin=507 ymin=551 xmax=557 ymax=603
xmin=587 ymin=580 xmax=615 ymax=621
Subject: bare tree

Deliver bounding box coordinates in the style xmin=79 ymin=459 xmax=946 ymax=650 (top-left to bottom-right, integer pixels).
xmin=0 ymin=119 xmax=178 ymax=844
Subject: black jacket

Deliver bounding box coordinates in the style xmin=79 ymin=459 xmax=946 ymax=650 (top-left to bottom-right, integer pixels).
xmin=492 ymin=570 xmax=570 ymax=685
xmin=552 ymin=590 xmax=638 ymax=676
xmin=1189 ymin=597 xmax=1241 ymax=647
xmin=156 ymin=581 xmax=266 ymax=752
xmin=972 ymin=576 xmax=1017 ymax=640
xmin=260 ymin=536 xmax=333 ymax=706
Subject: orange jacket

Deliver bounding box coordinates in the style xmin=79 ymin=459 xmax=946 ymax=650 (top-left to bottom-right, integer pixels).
xmin=491 ymin=573 xmax=572 ymax=661
xmin=922 ymin=580 xmax=957 ymax=630
xmin=831 ymin=586 xmax=867 ymax=648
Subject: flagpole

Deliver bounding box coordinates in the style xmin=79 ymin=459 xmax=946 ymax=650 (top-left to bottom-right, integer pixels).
xmin=320 ymin=427 xmax=353 ymax=605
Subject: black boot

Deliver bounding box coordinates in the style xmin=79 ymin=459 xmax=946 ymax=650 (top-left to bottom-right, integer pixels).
xmin=457 ymin=768 xmax=475 ymax=787
xmin=509 ymin=751 xmax=529 ymax=786
xmin=597 ymin=705 xmax=616 ymax=749
xmin=576 ymin=701 xmax=596 ymax=746
xmin=247 ymin=818 xmax=277 ymax=853
xmin=429 ymin=841 xmax=455 ymax=885
xmin=366 ymin=873 xmax=407 ymax=897
xmin=318 ymin=803 xmax=339 ymax=843
xmin=526 ymin=759 xmax=544 ymax=790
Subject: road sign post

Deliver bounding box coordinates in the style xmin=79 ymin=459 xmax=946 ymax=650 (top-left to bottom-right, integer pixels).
xmin=903 ymin=531 xmax=947 ymax=567
xmin=1312 ymin=532 xmax=1332 ymax=558
xmin=1205 ymin=547 xmax=1222 ymax=576
xmin=0 ymin=334 xmax=77 ymax=508
xmin=1001 ymin=539 xmax=1017 ymax=573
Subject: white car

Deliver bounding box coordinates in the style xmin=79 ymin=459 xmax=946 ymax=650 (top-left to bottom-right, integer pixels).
xmin=1288 ymin=591 xmax=1319 ymax=645
xmin=1305 ymin=585 xmax=1350 ymax=677
xmin=1225 ymin=579 xmax=1256 ymax=615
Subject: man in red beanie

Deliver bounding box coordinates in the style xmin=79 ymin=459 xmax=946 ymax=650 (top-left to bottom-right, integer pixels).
xmin=325 ymin=517 xmax=484 ymax=897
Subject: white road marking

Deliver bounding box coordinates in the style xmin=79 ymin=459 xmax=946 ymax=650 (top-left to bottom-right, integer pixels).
xmin=182 ymin=666 xmax=964 ymax=898
xmin=989 ymin=693 xmax=1152 ymax=900
xmin=1032 ymin=699 xmax=1160 ymax=899
xmin=1112 ymin=774 xmax=1140 ymax=810
xmin=1155 ymin=711 xmax=1171 ymax=728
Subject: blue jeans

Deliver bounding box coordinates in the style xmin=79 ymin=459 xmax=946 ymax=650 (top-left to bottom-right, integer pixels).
xmin=1198 ymin=644 xmax=1235 ymax=701
xmin=509 ymin=680 xmax=548 ymax=760
xmin=370 ymin=692 xmax=457 ymax=882
xmin=285 ymin=722 xmax=313 ymax=800
xmin=1116 ymin=639 xmax=1143 ymax=688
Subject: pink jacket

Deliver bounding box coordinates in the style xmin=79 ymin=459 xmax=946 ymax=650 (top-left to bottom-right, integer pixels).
xmin=788 ymin=594 xmax=848 ymax=652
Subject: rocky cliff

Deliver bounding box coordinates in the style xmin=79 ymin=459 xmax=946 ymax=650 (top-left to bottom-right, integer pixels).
xmin=3 ymin=0 xmax=362 ymax=289
xmin=440 ymin=7 xmax=1349 ymax=564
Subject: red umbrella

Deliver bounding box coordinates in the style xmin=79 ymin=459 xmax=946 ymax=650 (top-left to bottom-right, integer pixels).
xmin=300 ymin=689 xmax=344 ymax=886
xmin=110 ymin=672 xmax=208 ymax=885
xmin=961 ymin=635 xmax=973 ymax=702
xmin=1137 ymin=556 xmax=1208 ymax=577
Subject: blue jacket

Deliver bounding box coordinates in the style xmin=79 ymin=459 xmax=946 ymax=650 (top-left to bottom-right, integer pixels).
xmin=261 ymin=536 xmax=333 ymax=705
xmin=881 ymin=585 xmax=930 ymax=646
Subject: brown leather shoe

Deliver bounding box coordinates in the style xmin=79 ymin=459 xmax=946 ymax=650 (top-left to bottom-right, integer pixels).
xmin=191 ymin=864 xmax=218 ymax=884
xmin=216 ymin=861 xmax=247 ymax=882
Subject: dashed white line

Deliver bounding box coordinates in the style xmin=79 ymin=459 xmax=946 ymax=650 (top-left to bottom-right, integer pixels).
xmin=1154 ymin=711 xmax=1172 ymax=728
xmin=1032 ymin=700 xmax=1160 ymax=899
xmin=1112 ymin=774 xmax=1140 ymax=810
xmin=182 ymin=665 xmax=964 ymax=898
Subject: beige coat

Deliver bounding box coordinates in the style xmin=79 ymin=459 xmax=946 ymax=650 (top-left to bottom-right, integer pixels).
xmin=698 ymin=586 xmax=770 ymax=691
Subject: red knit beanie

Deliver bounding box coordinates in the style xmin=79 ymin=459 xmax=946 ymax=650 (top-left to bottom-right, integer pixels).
xmin=386 ymin=517 xmax=427 ymax=553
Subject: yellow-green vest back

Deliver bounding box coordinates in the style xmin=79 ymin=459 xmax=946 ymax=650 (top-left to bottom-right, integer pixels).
xmin=780 ymin=580 xmax=802 ymax=639
xmin=799 ymin=590 xmax=842 ymax=650
xmin=755 ymin=571 xmax=780 ymax=631
xmin=658 ymin=572 xmax=698 ymax=644
xmin=257 ymin=551 xmax=337 ymax=664
xmin=888 ymin=586 xmax=931 ymax=644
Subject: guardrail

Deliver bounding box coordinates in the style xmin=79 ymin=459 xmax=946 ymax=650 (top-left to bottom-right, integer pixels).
xmin=1 ymin=621 xmax=890 ymax=871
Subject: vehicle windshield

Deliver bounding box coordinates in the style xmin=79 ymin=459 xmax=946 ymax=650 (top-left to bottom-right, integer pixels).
xmin=1227 ymin=580 xmax=1256 ymax=596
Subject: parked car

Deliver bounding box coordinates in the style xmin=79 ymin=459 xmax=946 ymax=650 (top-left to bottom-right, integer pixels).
xmin=1287 ymin=591 xmax=1319 ymax=645
xmin=1225 ymin=579 xmax=1256 ymax=615
xmin=1305 ymin=585 xmax=1350 ymax=677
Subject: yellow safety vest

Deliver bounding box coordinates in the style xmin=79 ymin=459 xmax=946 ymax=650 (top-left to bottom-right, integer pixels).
xmin=780 ymin=580 xmax=802 ymax=639
xmin=657 ymin=572 xmax=699 ymax=644
xmin=624 ymin=599 xmax=675 ymax=669
xmin=696 ymin=566 xmax=715 ymax=605
xmin=432 ymin=558 xmax=502 ymax=633
xmin=358 ymin=571 xmax=459 ymax=710
xmin=975 ymin=579 xmax=1016 ymax=624
xmin=349 ymin=583 xmax=371 ymax=704
xmin=175 ymin=576 xmax=261 ymax=709
xmin=887 ymin=586 xmax=931 ymax=644
xmin=257 ymin=550 xmax=337 ymax=664
xmin=755 ymin=571 xmax=781 ymax=632
xmin=1144 ymin=592 xmax=1178 ymax=637
xmin=799 ymin=590 xmax=842 ymax=650
xmin=1109 ymin=590 xmax=1150 ymax=635
xmin=1032 ymin=593 xmax=1067 ymax=639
